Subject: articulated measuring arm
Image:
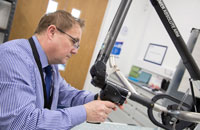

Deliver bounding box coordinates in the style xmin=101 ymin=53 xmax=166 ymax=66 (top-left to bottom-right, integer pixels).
xmin=90 ymin=0 xmax=200 ymax=129
xmin=90 ymin=0 xmax=132 ymax=105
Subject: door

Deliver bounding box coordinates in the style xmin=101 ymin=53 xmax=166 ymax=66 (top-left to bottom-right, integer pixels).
xmin=58 ymin=0 xmax=108 ymax=90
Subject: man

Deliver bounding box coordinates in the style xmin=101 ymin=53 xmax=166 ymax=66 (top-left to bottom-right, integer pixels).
xmin=0 ymin=10 xmax=120 ymax=130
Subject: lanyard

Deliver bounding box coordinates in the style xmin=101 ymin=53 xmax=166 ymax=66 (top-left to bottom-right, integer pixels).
xmin=28 ymin=37 xmax=53 ymax=109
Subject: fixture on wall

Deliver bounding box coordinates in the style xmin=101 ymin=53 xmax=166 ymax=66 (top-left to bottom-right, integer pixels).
xmin=46 ymin=0 xmax=58 ymax=14
xmin=71 ymin=8 xmax=81 ymax=18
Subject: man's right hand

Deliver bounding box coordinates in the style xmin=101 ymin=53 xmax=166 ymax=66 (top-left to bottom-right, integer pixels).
xmin=84 ymin=100 xmax=116 ymax=122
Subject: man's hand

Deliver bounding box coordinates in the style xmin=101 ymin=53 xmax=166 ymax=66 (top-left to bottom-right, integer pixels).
xmin=95 ymin=93 xmax=127 ymax=111
xmin=84 ymin=100 xmax=116 ymax=122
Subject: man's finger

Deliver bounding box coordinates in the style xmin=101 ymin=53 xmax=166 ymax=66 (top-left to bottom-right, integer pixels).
xmin=102 ymin=101 xmax=116 ymax=109
xmin=118 ymin=105 xmax=124 ymax=110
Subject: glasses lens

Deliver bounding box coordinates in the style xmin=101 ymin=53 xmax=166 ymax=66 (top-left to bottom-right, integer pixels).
xmin=74 ymin=42 xmax=80 ymax=49
xmin=56 ymin=26 xmax=80 ymax=49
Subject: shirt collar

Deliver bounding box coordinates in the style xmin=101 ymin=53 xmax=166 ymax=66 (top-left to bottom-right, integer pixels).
xmin=32 ymin=35 xmax=49 ymax=69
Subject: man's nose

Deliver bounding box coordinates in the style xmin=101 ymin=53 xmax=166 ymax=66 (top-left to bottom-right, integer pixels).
xmin=71 ymin=48 xmax=78 ymax=54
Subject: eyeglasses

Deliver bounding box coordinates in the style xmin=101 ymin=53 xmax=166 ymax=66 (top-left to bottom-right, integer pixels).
xmin=56 ymin=27 xmax=80 ymax=49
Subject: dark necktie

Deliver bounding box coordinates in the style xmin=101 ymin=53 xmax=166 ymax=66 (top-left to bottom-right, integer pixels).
xmin=44 ymin=65 xmax=52 ymax=103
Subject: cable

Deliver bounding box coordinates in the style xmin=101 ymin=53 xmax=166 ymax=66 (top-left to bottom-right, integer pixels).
xmin=172 ymin=88 xmax=190 ymax=129
xmin=189 ymin=78 xmax=197 ymax=112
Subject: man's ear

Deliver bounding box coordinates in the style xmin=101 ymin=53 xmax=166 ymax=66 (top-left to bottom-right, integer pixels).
xmin=47 ymin=25 xmax=56 ymax=39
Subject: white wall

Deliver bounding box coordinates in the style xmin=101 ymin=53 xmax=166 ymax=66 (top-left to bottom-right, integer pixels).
xmin=84 ymin=0 xmax=200 ymax=91
xmin=135 ymin=0 xmax=200 ymax=78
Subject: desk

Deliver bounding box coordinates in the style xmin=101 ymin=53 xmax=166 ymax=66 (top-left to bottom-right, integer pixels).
xmin=72 ymin=122 xmax=159 ymax=130
xmin=128 ymin=79 xmax=164 ymax=95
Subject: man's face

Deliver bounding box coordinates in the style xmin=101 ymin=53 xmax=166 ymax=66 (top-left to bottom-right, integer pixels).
xmin=48 ymin=24 xmax=82 ymax=64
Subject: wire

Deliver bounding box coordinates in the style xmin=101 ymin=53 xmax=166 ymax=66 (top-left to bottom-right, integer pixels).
xmin=189 ymin=78 xmax=197 ymax=112
xmin=172 ymin=87 xmax=191 ymax=129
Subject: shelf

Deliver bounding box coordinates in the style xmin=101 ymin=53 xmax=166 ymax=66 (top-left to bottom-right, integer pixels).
xmin=5 ymin=0 xmax=16 ymax=3
xmin=0 ymin=1 xmax=11 ymax=29
xmin=0 ymin=0 xmax=17 ymax=42
xmin=0 ymin=28 xmax=7 ymax=33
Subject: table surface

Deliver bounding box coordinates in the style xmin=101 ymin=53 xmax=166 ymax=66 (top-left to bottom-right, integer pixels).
xmin=72 ymin=122 xmax=159 ymax=130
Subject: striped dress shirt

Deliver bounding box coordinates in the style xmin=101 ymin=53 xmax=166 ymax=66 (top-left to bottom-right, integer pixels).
xmin=0 ymin=36 xmax=94 ymax=130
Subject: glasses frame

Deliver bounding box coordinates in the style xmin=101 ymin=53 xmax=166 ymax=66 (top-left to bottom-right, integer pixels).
xmin=56 ymin=26 xmax=80 ymax=49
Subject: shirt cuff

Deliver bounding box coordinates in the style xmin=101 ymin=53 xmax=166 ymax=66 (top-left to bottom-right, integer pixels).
xmin=85 ymin=94 xmax=95 ymax=103
xmin=67 ymin=105 xmax=86 ymax=126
